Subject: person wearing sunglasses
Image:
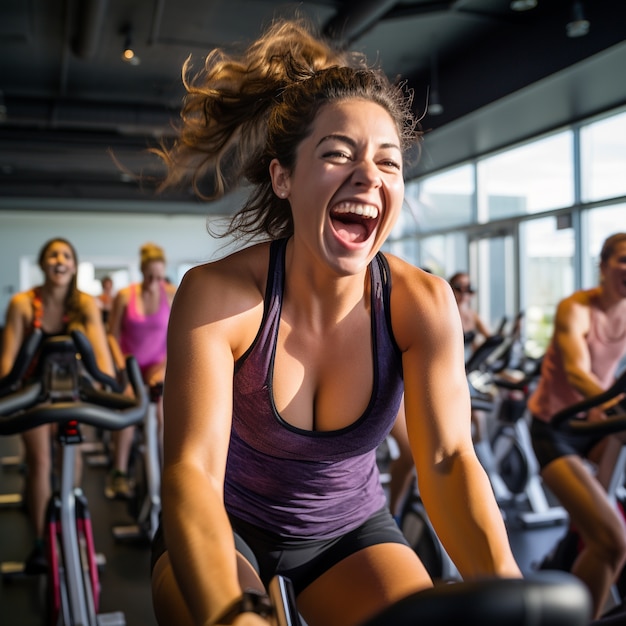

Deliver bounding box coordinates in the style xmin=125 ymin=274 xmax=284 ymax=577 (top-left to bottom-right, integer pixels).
xmin=448 ymin=272 xmax=491 ymax=360
xmin=448 ymin=272 xmax=493 ymax=445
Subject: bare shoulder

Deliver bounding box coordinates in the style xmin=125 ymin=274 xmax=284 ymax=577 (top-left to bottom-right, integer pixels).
xmin=114 ymin=285 xmax=131 ymax=305
xmin=173 ymin=242 xmax=270 ymax=323
xmin=9 ymin=290 xmax=33 ymax=312
xmin=4 ymin=290 xmax=33 ymax=324
xmin=78 ymin=290 xmax=97 ymax=306
xmin=383 ymin=253 xmax=459 ymax=351
xmin=556 ymin=288 xmax=594 ymax=331
xmin=384 ymin=253 xmax=455 ymax=311
xmin=77 ymin=291 xmax=101 ymax=316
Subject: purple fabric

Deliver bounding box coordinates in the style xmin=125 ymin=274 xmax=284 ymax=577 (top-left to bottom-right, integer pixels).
xmin=225 ymin=238 xmax=404 ymax=539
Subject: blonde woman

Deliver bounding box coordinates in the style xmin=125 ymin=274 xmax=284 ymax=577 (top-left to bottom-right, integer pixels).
xmin=106 ymin=242 xmax=176 ymax=498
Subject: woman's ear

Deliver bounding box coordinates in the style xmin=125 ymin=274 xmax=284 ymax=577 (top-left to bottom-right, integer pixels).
xmin=269 ymin=158 xmax=291 ymax=199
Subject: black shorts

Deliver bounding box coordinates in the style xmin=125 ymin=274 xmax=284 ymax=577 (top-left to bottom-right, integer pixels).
xmin=530 ymin=416 xmax=605 ymax=470
xmin=151 ymin=506 xmax=409 ymax=595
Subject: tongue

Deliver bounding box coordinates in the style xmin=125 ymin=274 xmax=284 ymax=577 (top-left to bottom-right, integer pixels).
xmin=332 ymin=218 xmax=368 ymax=243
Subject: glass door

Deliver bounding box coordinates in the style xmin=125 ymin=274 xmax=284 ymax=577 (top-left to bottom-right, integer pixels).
xmin=469 ymin=229 xmax=517 ymax=338
xmin=519 ymin=216 xmax=575 ymax=357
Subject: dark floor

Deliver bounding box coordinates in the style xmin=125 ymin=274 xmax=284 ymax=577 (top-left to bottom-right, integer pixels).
xmin=0 ymin=432 xmax=156 ymax=626
xmin=0 ymin=432 xmax=572 ymax=626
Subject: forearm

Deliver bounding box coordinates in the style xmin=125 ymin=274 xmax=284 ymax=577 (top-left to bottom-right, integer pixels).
xmin=565 ymin=367 xmax=606 ymax=401
xmin=161 ymin=461 xmax=243 ymax=625
xmin=420 ymin=450 xmax=521 ymax=579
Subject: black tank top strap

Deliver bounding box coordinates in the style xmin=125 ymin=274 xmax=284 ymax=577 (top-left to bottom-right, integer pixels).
xmin=372 ymin=252 xmax=402 ymax=364
xmin=265 ymin=238 xmax=286 ymax=315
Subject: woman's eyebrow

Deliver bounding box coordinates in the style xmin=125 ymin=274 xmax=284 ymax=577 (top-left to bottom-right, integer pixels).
xmin=316 ymin=133 xmax=401 ymax=151
xmin=317 ymin=133 xmax=354 ymax=148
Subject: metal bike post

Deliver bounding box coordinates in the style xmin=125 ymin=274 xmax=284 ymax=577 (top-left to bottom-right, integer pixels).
xmin=59 ymin=443 xmax=93 ymax=625
xmin=144 ymin=399 xmax=161 ymax=539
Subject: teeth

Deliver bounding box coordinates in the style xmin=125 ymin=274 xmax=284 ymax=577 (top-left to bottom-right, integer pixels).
xmin=332 ymin=202 xmax=379 ymax=219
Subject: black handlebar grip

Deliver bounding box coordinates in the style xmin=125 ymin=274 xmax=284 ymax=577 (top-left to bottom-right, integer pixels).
xmin=72 ymin=329 xmax=124 ymax=392
xmin=465 ymin=334 xmax=505 ymax=374
xmin=550 ymin=369 xmax=626 ymax=436
xmin=0 ymin=328 xmax=43 ymax=397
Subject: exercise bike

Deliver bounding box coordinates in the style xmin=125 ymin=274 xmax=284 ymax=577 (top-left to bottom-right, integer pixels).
xmin=0 ymin=328 xmax=148 ymax=626
xmin=266 ymin=569 xmax=592 ymax=626
xmin=113 ymin=381 xmax=163 ymax=543
xmin=488 ymin=359 xmax=569 ymax=527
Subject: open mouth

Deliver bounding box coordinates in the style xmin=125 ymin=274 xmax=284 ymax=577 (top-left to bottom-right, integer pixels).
xmin=330 ymin=201 xmax=379 ymax=244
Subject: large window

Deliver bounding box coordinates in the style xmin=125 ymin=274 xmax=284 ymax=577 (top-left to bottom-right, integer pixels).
xmin=471 ymin=232 xmax=516 ymax=332
xmin=582 ymin=203 xmax=626 ymax=286
xmin=406 ymin=164 xmax=474 ymax=233
xmin=406 ymin=106 xmax=624 ymax=362
xmin=580 ymin=110 xmax=626 ymax=203
xmin=477 ymin=132 xmax=574 ymax=223
xmin=519 ymin=217 xmax=575 ymax=356
xmin=418 ymin=232 xmax=468 ymax=278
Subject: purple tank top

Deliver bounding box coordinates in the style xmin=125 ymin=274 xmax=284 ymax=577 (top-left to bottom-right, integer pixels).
xmin=528 ymin=300 xmax=626 ymax=422
xmin=120 ymin=282 xmax=170 ymax=371
xmin=225 ymin=238 xmax=404 ymax=539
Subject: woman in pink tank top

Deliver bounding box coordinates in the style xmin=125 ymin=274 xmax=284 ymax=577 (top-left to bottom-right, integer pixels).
xmin=106 ymin=242 xmax=176 ymax=500
xmin=528 ymin=232 xmax=626 ymax=619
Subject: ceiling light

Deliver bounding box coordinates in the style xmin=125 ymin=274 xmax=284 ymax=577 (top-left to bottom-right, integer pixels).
xmin=566 ymin=1 xmax=590 ymax=38
xmin=428 ymin=49 xmax=444 ymax=116
xmin=510 ymin=0 xmax=537 ymax=11
xmin=428 ymin=89 xmax=444 ymax=116
xmin=121 ymin=25 xmax=141 ymax=65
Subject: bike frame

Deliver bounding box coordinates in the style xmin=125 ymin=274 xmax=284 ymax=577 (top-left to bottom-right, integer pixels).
xmin=46 ymin=423 xmax=100 ymax=625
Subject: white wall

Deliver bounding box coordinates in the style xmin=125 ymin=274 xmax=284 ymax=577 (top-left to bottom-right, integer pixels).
xmin=0 ymin=210 xmax=239 ymax=318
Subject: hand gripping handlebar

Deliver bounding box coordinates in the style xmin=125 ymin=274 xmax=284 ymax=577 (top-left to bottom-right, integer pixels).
xmin=0 ymin=329 xmax=148 ymax=435
xmin=550 ymin=369 xmax=626 ymax=437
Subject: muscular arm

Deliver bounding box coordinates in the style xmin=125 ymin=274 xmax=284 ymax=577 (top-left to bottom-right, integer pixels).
xmin=554 ymin=293 xmax=606 ymax=400
xmin=390 ymin=262 xmax=520 ymax=579
xmin=80 ymin=293 xmax=116 ymax=378
xmin=161 ymin=258 xmax=264 ymax=625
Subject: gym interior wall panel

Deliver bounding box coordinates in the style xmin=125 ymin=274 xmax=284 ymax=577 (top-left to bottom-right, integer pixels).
xmin=0 ymin=210 xmax=239 ymax=316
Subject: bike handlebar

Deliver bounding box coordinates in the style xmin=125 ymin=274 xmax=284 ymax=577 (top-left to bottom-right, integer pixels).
xmin=465 ymin=334 xmax=505 ymax=374
xmin=550 ymin=368 xmax=626 ymax=436
xmin=0 ymin=328 xmax=44 ymax=397
xmin=0 ymin=331 xmax=148 ymax=436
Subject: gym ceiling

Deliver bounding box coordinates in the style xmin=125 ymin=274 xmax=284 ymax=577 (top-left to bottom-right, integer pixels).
xmin=0 ymin=0 xmax=624 ymax=214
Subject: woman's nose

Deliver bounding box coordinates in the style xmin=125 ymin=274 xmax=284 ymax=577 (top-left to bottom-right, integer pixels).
xmin=352 ymin=160 xmax=382 ymax=188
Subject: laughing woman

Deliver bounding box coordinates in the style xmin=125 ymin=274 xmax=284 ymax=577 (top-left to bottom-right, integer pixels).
xmin=0 ymin=237 xmax=116 ymax=574
xmin=150 ymin=18 xmax=521 ymax=626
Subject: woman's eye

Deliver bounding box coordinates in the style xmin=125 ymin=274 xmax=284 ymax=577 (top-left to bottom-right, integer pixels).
xmin=324 ymin=151 xmax=351 ymax=160
xmin=380 ymin=159 xmax=401 ymax=170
